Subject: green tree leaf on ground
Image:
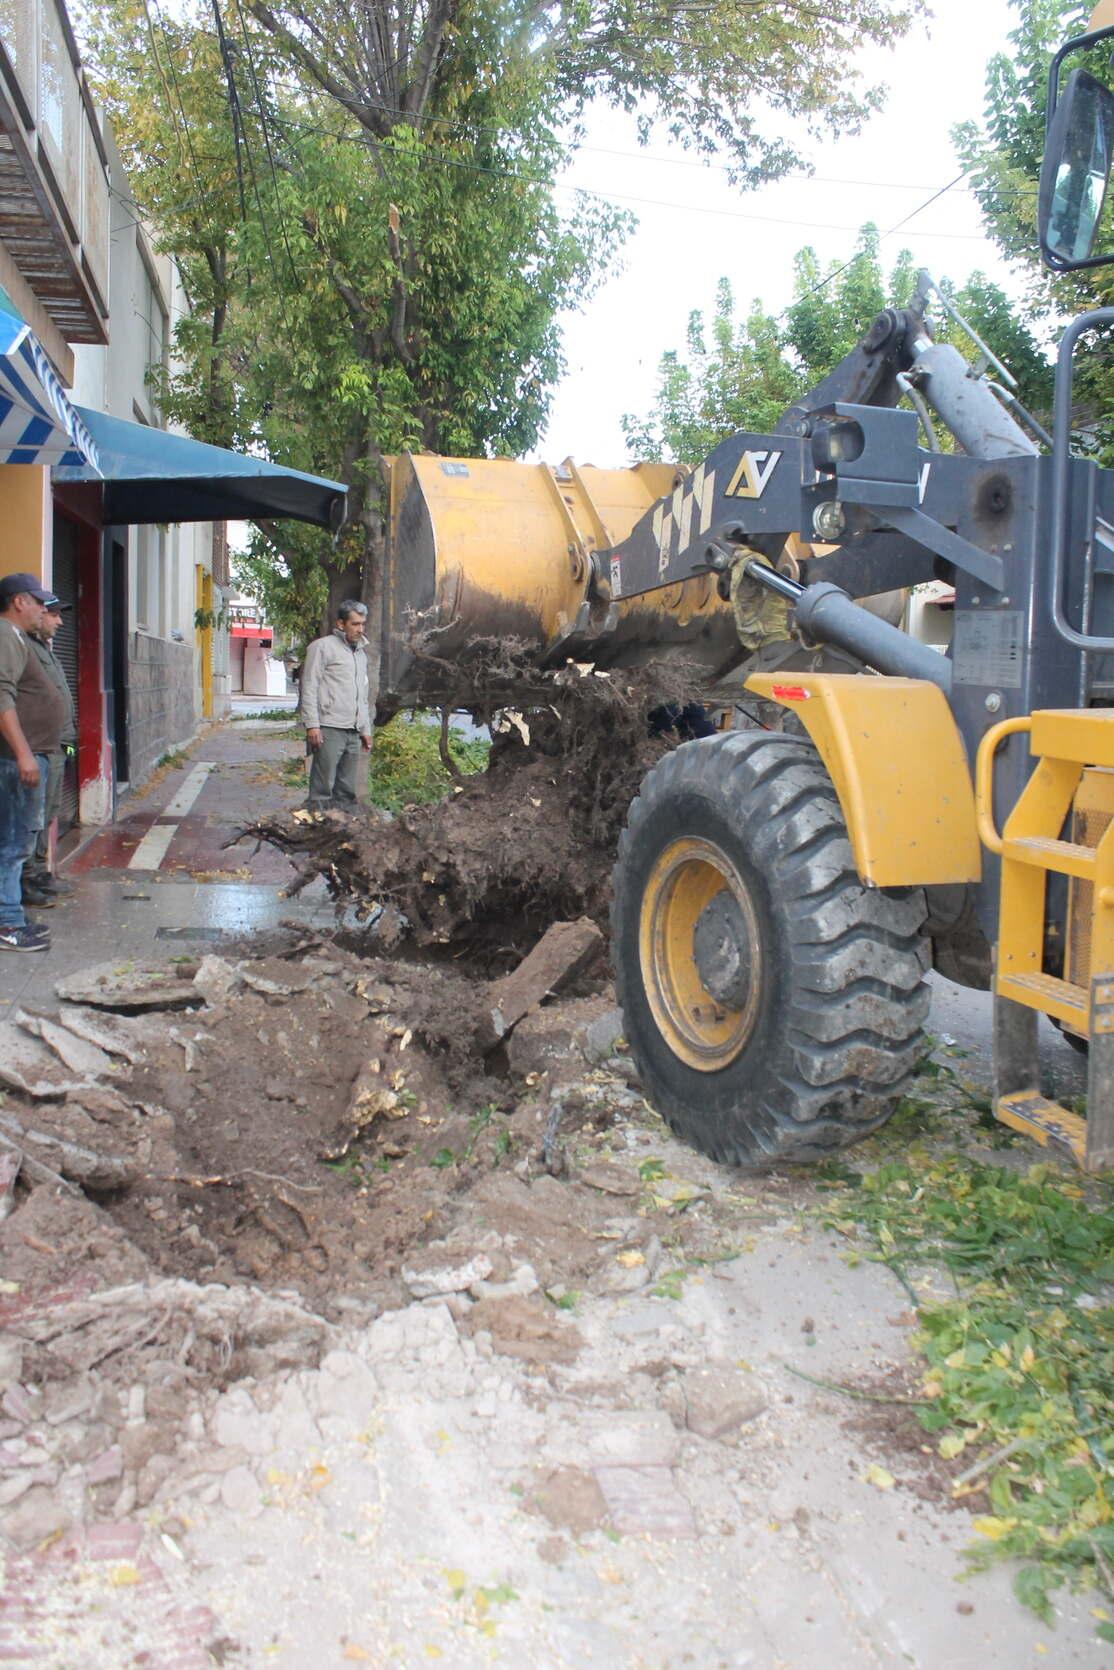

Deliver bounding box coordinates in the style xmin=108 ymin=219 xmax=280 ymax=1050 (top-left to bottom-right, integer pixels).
xmin=820 ymin=1136 xmax=1114 ymax=1634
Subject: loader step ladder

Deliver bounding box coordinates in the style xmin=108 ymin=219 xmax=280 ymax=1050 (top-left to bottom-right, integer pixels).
xmin=976 ymin=710 xmax=1114 ymax=1171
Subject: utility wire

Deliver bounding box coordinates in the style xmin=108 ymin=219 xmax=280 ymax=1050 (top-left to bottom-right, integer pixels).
xmin=267 ymin=109 xmax=1001 ymax=241
xmin=229 ymin=0 xmax=301 ymax=284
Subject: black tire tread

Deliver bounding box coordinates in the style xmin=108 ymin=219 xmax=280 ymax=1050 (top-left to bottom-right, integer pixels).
xmin=612 ymin=731 xmax=930 ymax=1166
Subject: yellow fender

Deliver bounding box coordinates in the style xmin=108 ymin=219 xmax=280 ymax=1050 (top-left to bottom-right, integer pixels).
xmin=744 ymin=672 xmax=981 ymax=887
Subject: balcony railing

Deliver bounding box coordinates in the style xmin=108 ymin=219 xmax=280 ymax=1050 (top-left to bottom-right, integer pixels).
xmin=0 ymin=0 xmax=109 ymax=344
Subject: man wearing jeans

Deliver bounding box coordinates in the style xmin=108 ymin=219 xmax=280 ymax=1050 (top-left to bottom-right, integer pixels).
xmin=300 ymin=601 xmax=372 ymax=810
xmin=0 ymin=573 xmax=66 ymax=953
xmin=22 ymin=593 xmax=75 ymax=907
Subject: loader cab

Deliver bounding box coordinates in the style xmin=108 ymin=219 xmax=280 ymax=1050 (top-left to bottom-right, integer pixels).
xmin=1038 ymin=20 xmax=1114 ymax=270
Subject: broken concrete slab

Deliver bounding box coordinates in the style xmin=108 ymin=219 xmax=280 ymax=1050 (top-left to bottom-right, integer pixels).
xmin=477 ymin=918 xmax=604 ymax=1052
xmin=55 ymin=1007 xmax=144 ymax=1066
xmin=16 ymin=1012 xmax=120 ymax=1081
xmin=55 ymin=961 xmax=203 ymax=1012
xmin=593 ymin=1464 xmax=697 ymax=1537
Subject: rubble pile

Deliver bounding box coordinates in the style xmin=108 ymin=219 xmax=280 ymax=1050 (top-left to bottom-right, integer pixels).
xmin=0 ymin=925 xmax=744 ymax=1554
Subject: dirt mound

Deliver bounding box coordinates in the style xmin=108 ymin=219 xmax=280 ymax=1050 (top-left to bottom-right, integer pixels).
xmin=241 ymin=658 xmax=690 ymax=963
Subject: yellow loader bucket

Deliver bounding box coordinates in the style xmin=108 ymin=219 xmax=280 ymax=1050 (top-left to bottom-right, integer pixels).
xmin=381 ymin=453 xmax=737 ymax=700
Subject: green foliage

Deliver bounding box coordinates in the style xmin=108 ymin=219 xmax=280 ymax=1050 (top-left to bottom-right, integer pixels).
xmin=822 ymin=1149 xmax=1114 ymax=1628
xmin=368 ymin=715 xmax=489 ymax=814
xmin=623 ymin=225 xmax=1053 ymax=463
xmin=953 ymin=0 xmax=1113 ymax=460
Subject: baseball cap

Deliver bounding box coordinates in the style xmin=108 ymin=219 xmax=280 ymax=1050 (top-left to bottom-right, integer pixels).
xmin=0 ymin=572 xmax=51 ymax=605
xmin=41 ymin=593 xmax=71 ymax=612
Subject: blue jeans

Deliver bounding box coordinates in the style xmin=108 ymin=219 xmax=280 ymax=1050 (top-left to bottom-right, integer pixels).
xmin=0 ymin=753 xmax=47 ymax=929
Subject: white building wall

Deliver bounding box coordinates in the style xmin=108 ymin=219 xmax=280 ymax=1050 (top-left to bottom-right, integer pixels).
xmin=70 ymin=126 xmax=228 ymax=780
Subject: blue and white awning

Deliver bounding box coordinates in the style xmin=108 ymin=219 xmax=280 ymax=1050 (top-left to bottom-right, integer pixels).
xmin=0 ymin=303 xmax=100 ymax=472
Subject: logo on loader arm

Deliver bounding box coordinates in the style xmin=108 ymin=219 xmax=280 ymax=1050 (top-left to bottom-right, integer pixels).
xmin=724 ymin=449 xmax=782 ymax=499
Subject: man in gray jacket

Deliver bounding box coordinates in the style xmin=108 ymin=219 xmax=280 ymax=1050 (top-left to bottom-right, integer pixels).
xmin=301 ymin=601 xmax=372 ymax=809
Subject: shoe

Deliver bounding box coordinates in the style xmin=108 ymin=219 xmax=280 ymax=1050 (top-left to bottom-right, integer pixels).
xmin=0 ymin=924 xmax=50 ymax=952
xmin=21 ymin=884 xmax=56 ymax=908
xmin=32 ymin=874 xmax=72 ymax=897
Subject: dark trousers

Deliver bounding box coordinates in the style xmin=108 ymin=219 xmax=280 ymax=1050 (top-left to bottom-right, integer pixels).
xmin=24 ymin=751 xmax=64 ymax=880
xmin=307 ymin=726 xmax=361 ymax=809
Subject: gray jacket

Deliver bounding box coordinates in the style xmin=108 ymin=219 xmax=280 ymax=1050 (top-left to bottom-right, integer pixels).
xmin=28 ymin=633 xmax=76 ymax=747
xmin=301 ymin=629 xmax=371 ymax=734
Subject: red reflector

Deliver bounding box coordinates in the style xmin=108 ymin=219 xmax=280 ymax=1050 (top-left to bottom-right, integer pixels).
xmin=771 ymin=684 xmax=811 ymax=701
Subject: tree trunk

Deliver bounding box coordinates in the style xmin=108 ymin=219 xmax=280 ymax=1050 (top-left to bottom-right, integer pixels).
xmin=323 ymin=441 xmax=388 ymax=722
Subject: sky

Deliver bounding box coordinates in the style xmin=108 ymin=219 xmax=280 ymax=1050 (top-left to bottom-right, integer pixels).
xmin=537 ymin=0 xmax=1022 ymax=468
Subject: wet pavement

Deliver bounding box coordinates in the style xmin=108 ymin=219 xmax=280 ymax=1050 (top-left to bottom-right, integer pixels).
xmin=0 ymin=717 xmax=335 ymax=1022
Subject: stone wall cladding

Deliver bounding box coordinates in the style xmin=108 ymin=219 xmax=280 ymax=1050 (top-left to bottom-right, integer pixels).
xmin=127 ymin=633 xmax=197 ymax=785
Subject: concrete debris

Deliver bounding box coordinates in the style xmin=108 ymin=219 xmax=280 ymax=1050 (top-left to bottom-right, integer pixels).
xmin=55 ymin=1005 xmax=145 ymax=1064
xmin=681 ymin=1362 xmax=768 ymax=1442
xmin=401 ymin=1253 xmax=494 ymax=1299
xmin=192 ymin=955 xmax=242 ymax=1005
xmin=16 ymin=1011 xmax=122 ymax=1079
xmin=476 ymin=918 xmax=604 ymax=1051
xmin=55 ymin=961 xmax=203 ymax=1011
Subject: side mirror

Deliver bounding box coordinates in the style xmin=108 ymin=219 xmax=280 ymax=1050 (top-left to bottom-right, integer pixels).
xmin=1039 ymin=62 xmax=1114 ymax=270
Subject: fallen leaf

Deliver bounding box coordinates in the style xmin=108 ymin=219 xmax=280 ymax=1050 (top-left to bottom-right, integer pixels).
xmin=343 ymin=1646 xmax=371 ymax=1662
xmin=972 ymin=1515 xmax=1016 ymax=1540
xmin=444 ymin=1568 xmax=467 ymax=1597
xmin=616 ymin=1250 xmax=645 ymax=1268
xmin=108 ymin=1562 xmax=140 ymax=1587
xmin=864 ymin=1464 xmax=895 ymax=1491
xmin=308 ymin=1464 xmax=331 ymax=1492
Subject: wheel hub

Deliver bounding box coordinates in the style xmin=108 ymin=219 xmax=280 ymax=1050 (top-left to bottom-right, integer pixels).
xmin=637 ymin=836 xmax=763 ymax=1072
xmin=693 ymin=890 xmax=752 ymax=1008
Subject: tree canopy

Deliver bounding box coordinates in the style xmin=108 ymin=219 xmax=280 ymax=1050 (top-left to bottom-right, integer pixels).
xmin=622 ymin=227 xmax=1051 ymax=465
xmin=84 ymin=0 xmax=922 ymax=670
xmin=953 ymin=0 xmax=1112 ymax=458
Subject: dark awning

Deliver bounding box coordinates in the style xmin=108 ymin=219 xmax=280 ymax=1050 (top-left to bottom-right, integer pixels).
xmin=54 ymin=406 xmax=346 ymax=530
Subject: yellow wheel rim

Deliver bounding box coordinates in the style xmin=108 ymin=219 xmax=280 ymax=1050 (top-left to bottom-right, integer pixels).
xmin=638 ymin=836 xmax=762 ymax=1073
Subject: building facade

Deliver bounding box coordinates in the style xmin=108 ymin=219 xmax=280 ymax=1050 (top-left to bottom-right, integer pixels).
xmin=0 ymin=0 xmax=342 ymax=836
xmin=0 ymin=0 xmax=227 ymax=827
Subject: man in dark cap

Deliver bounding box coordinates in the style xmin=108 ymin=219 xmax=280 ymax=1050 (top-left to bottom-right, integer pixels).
xmin=0 ymin=573 xmax=66 ymax=952
xmin=22 ymin=591 xmax=75 ymax=906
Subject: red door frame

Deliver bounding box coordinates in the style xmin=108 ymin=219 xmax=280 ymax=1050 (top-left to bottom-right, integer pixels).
xmin=53 ymin=491 xmax=110 ymax=822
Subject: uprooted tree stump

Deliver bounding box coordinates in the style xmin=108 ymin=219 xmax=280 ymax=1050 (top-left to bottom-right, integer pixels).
xmin=239 ymin=650 xmax=698 ymax=965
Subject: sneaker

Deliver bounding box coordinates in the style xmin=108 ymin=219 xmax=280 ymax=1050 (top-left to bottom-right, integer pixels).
xmin=21 ymin=884 xmax=56 ymax=909
xmin=0 ymin=924 xmax=50 ymax=952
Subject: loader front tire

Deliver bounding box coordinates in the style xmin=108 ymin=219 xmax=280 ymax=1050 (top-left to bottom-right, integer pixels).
xmin=611 ymin=731 xmax=930 ymax=1166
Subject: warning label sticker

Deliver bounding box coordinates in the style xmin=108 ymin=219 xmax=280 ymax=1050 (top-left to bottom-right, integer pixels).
xmin=951 ymin=610 xmax=1024 ymax=688
xmin=610 ymin=556 xmax=622 ymax=599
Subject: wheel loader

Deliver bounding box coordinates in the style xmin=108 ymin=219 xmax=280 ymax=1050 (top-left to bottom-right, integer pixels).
xmin=378 ymin=4 xmax=1114 ymax=1172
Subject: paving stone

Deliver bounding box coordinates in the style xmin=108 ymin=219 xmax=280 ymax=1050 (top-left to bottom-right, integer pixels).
xmin=0 ymin=1484 xmax=73 ymax=1551
xmin=682 ymin=1363 xmax=767 ymax=1442
xmin=593 ymin=1465 xmax=696 ymax=1538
